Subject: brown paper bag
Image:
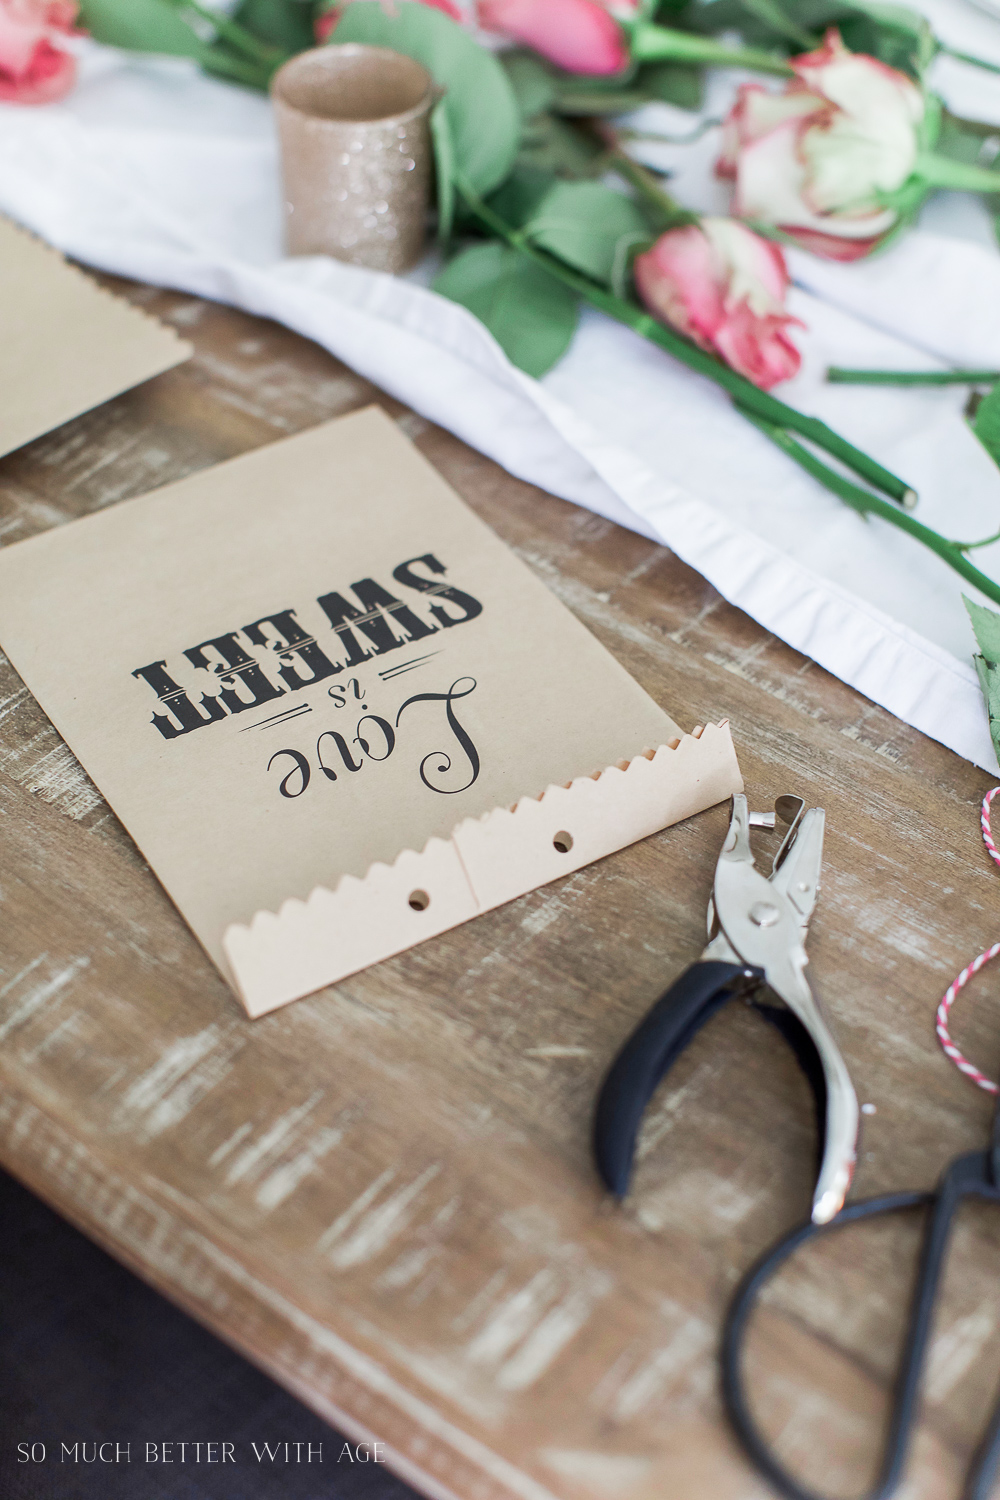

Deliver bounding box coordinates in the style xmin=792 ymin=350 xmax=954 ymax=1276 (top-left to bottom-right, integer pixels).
xmin=0 ymin=407 xmax=741 ymax=1014
xmin=0 ymin=216 xmax=190 ymax=458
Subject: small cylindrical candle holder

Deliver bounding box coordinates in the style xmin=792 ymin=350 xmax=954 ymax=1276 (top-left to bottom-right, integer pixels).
xmin=271 ymin=44 xmax=433 ymax=275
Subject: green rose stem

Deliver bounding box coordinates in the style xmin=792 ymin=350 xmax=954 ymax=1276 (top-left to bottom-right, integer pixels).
xmin=456 ymin=178 xmax=916 ymax=508
xmin=828 ymin=368 xmax=1000 ymax=385
xmin=951 ymin=526 xmax=1000 ymax=552
xmin=913 ymin=154 xmax=1000 ymax=192
xmin=739 ymin=410 xmax=1000 ymax=606
xmin=626 ymin=21 xmax=795 ymax=76
xmin=598 ymin=142 xmax=699 ymax=231
xmin=939 ymin=46 xmax=1000 ymax=77
xmin=169 ymin=0 xmax=288 ymax=88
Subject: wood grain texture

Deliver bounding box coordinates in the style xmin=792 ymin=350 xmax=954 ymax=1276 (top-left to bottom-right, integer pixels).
xmin=2 ymin=276 xmax=1000 ymax=1500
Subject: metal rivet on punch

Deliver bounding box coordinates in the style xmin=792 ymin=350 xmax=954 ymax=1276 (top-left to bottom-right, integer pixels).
xmin=749 ymin=901 xmax=780 ymax=927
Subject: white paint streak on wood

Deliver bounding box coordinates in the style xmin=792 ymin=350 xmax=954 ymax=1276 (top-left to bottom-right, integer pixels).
xmin=194 ymin=1239 xmax=560 ymax=1500
xmin=610 ymin=1305 xmax=714 ymax=1420
xmin=2 ymin=737 xmax=103 ymax=820
xmin=208 ymin=1121 xmax=253 ymax=1167
xmin=21 ymin=1010 xmax=84 ymax=1064
xmin=451 ymin=1270 xmax=509 ymax=1335
xmin=0 ymin=953 xmax=46 ymax=997
xmin=635 ymin=1169 xmax=756 ymax=1237
xmin=633 ymin=1069 xmax=710 ymax=1160
xmin=347 ymin=1310 xmax=506 ymax=1424
xmin=466 ymin=1270 xmax=561 ymax=1366
xmin=0 ymin=685 xmax=29 ymax=725
xmin=375 ymin=1197 xmax=461 ymax=1292
xmin=322 ymin=1164 xmax=443 ymax=1270
xmin=166 ymin=299 xmax=208 ymax=327
xmin=224 ymin=1091 xmax=324 ymax=1186
xmin=539 ymin=1450 xmax=653 ymax=1495
xmin=117 ymin=1025 xmax=244 ymax=1139
xmin=767 ymin=1376 xmax=876 ymax=1492
xmin=523 ymin=1046 xmax=591 ymax=1059
xmin=318 ymin=1168 xmax=396 ymax=1253
xmin=520 ymin=902 xmax=562 ymax=938
xmin=497 ymin=1274 xmax=611 ymax=1392
xmin=456 ymin=1207 xmax=614 ymax=1391
xmin=255 ymin=1125 xmax=344 ymax=1211
xmin=375 ymin=1241 xmax=441 ymax=1292
xmin=396 ymin=413 xmax=429 ymax=441
xmin=0 ymin=955 xmax=89 ymax=1043
xmin=926 ymin=1304 xmax=997 ymax=1402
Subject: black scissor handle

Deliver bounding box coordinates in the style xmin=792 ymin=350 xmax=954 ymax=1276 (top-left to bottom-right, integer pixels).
xmin=593 ymin=960 xmax=832 ymax=1200
xmin=723 ymin=1153 xmax=1000 ymax=1500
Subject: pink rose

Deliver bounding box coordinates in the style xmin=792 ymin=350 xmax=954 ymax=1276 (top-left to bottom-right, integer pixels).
xmin=0 ymin=0 xmax=77 ymax=105
xmin=718 ymin=29 xmax=923 ymax=261
xmin=477 ymin=0 xmax=628 ymax=76
xmin=634 ymin=217 xmax=802 ymax=389
xmin=316 ymin=0 xmax=462 ymax=39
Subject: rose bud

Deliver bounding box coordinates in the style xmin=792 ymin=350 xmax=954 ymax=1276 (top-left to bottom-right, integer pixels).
xmin=633 ymin=217 xmax=802 ymax=390
xmin=477 ymin=0 xmax=629 ymax=76
xmin=718 ymin=28 xmax=923 ymax=262
xmin=0 ymin=0 xmax=77 ymax=104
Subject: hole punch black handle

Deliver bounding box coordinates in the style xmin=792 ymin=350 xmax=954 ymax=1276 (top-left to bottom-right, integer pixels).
xmin=593 ymin=961 xmax=754 ymax=1198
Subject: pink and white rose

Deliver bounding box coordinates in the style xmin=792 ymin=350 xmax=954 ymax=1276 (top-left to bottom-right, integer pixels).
xmin=0 ymin=0 xmax=77 ymax=104
xmin=718 ymin=29 xmax=924 ymax=261
xmin=315 ymin=0 xmax=463 ymax=39
xmin=633 ymin=217 xmax=802 ymax=389
xmin=476 ymin=0 xmax=629 ymax=76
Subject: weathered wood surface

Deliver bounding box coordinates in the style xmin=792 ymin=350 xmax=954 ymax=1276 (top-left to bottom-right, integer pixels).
xmin=2 ymin=276 xmax=1000 ymax=1500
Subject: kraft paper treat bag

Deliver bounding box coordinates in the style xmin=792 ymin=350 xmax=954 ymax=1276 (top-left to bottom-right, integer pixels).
xmin=0 ymin=406 xmax=741 ymax=1014
xmin=0 ymin=216 xmax=190 ymax=459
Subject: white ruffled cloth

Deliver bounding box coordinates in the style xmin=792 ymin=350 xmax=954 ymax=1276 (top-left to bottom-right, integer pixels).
xmin=3 ymin=18 xmax=1000 ymax=769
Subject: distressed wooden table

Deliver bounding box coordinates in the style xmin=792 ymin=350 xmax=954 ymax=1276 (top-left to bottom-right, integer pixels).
xmin=3 ymin=276 xmax=1000 ymax=1500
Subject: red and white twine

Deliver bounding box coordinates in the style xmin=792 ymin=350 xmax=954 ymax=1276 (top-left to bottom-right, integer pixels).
xmin=935 ymin=787 xmax=1000 ymax=1093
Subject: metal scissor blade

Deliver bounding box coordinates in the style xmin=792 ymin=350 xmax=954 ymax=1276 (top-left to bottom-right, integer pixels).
xmin=768 ymin=806 xmax=825 ymax=933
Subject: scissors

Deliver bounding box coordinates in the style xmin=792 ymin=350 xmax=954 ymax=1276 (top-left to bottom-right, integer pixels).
xmin=593 ymin=792 xmax=859 ymax=1226
xmin=722 ymin=1100 xmax=1000 ymax=1500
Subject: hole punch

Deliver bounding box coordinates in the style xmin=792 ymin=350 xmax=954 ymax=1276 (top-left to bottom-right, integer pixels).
xmin=408 ymin=889 xmax=429 ymax=911
xmin=553 ymin=831 xmax=573 ymax=854
xmin=593 ymin=792 xmax=857 ymax=1225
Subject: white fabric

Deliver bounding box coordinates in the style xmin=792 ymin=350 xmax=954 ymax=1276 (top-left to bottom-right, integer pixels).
xmin=2 ymin=29 xmax=1000 ymax=769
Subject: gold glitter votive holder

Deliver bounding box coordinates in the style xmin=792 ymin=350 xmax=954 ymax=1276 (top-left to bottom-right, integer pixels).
xmin=271 ymin=44 xmax=433 ymax=274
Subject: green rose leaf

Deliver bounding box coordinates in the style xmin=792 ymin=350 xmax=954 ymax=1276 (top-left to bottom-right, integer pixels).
xmin=230 ymin=0 xmax=315 ymax=52
xmin=430 ymin=97 xmax=456 ymax=243
xmin=524 ymin=181 xmax=652 ymax=285
xmin=332 ymin=2 xmax=520 ymax=198
xmin=964 ymin=595 xmax=1000 ymax=763
xmin=638 ymin=62 xmax=705 ymax=112
xmin=500 ymin=51 xmax=557 ymax=121
xmin=974 ymin=383 xmax=1000 ymax=468
xmin=516 ymin=112 xmax=604 ymax=181
xmin=982 ymin=658 xmax=1000 ymax=743
xmin=489 ymin=163 xmax=557 ymax=232
xmin=78 ymin=0 xmax=284 ymax=87
xmin=77 ymin=0 xmax=206 ymax=57
xmin=966 ymin=594 xmax=1000 ymax=663
xmin=551 ymin=85 xmax=651 ymax=115
xmin=433 ymin=242 xmax=579 ymax=378
xmin=736 ymin=0 xmax=817 ymax=48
